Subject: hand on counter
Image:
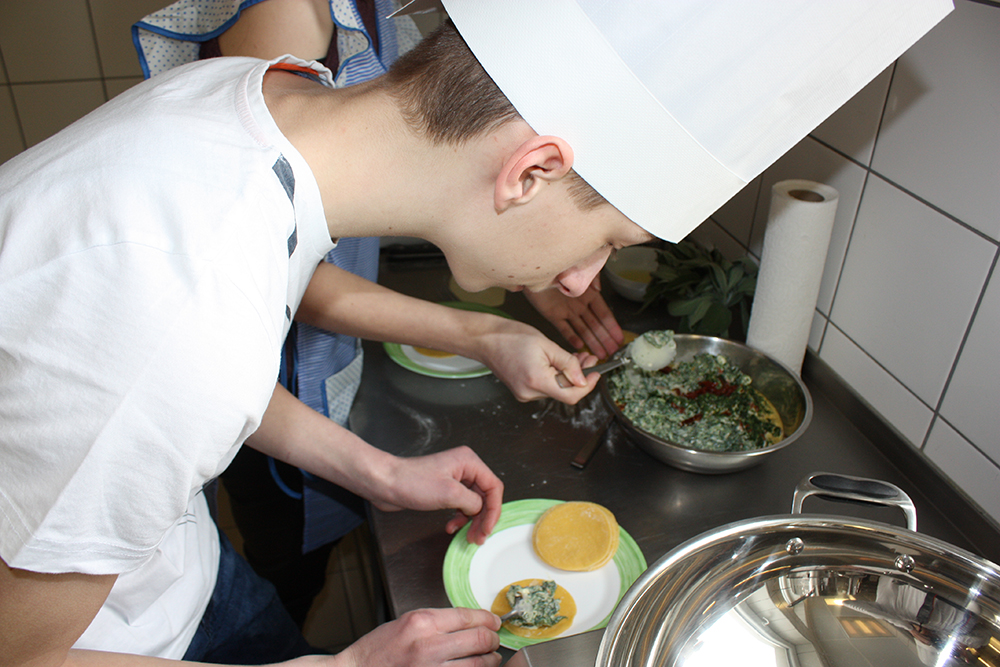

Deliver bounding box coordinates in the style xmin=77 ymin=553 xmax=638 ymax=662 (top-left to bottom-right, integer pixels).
xmin=524 ymin=276 xmax=625 ymax=360
xmin=329 ymin=607 xmax=501 ymax=667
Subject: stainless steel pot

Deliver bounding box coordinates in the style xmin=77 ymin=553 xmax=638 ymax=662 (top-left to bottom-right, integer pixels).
xmin=597 ymin=472 xmax=1000 ymax=667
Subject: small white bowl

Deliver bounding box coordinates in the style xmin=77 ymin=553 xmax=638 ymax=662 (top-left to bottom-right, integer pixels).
xmin=603 ymin=246 xmax=658 ymax=302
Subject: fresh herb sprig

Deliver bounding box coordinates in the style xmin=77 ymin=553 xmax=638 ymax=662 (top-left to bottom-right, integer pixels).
xmin=641 ymin=240 xmax=757 ymax=339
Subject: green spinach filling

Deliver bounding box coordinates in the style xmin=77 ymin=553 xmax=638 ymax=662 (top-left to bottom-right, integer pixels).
xmin=609 ymin=353 xmax=782 ymax=452
xmin=505 ymin=580 xmax=565 ymax=629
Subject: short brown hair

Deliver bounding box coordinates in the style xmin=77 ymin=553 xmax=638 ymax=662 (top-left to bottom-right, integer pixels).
xmin=384 ymin=20 xmax=607 ymax=211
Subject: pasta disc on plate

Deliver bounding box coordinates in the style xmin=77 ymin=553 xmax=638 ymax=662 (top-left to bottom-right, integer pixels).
xmin=532 ymin=502 xmax=619 ymax=572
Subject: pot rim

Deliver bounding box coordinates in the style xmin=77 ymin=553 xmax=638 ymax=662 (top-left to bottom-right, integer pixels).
xmin=597 ymin=477 xmax=1000 ymax=667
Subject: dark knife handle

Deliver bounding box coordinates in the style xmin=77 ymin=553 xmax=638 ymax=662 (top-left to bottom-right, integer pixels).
xmin=571 ymin=414 xmax=614 ymax=469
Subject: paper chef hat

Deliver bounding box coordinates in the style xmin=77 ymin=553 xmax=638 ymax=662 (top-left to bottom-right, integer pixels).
xmin=397 ymin=0 xmax=952 ymax=241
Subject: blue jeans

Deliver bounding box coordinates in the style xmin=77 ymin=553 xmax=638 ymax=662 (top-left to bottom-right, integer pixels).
xmin=183 ymin=529 xmax=322 ymax=664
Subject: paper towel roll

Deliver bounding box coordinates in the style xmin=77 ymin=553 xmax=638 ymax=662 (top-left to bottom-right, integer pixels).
xmin=747 ymin=180 xmax=838 ymax=375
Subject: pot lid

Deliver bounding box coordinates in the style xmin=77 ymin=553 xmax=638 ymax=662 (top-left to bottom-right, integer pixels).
xmin=598 ymin=475 xmax=1000 ymax=667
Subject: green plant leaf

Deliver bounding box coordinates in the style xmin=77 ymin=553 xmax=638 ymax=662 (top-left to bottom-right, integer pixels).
xmin=734 ymin=277 xmax=757 ymax=297
xmin=667 ymin=297 xmax=706 ymax=317
xmin=686 ymin=297 xmax=712 ymax=327
xmin=728 ymin=264 xmax=745 ymax=288
xmin=698 ymin=302 xmax=732 ymax=336
xmin=642 ymin=240 xmax=758 ymax=337
xmin=709 ymin=263 xmax=728 ymax=290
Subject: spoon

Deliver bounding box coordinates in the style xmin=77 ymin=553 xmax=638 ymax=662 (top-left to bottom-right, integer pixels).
xmin=555 ymin=330 xmax=677 ymax=387
xmin=500 ymin=591 xmax=531 ymax=622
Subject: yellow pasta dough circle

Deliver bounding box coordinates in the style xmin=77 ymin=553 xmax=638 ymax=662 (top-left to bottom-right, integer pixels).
xmin=411 ymin=345 xmax=456 ymax=358
xmin=532 ymin=501 xmax=619 ymax=571
xmin=491 ymin=579 xmax=576 ymax=639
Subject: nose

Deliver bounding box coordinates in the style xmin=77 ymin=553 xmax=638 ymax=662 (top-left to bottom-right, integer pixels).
xmin=555 ymin=248 xmax=611 ymax=297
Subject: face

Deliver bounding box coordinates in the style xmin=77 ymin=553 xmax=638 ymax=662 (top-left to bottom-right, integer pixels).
xmin=443 ymin=188 xmax=655 ymax=296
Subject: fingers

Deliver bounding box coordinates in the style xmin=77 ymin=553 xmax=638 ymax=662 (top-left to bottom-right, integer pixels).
xmin=549 ymin=350 xmax=600 ymax=393
xmin=462 ymin=478 xmax=503 ymax=545
xmin=551 ymin=349 xmax=586 ymax=388
xmin=585 ymin=291 xmax=625 ymax=348
xmin=445 ymin=511 xmax=471 ymax=536
xmin=433 ymin=447 xmax=503 ymax=545
xmin=406 ymin=608 xmax=501 ymax=667
xmin=557 ymin=291 xmax=625 ymax=360
xmin=554 ymin=320 xmax=585 ymax=354
xmin=575 ymin=310 xmax=623 ymax=361
xmin=342 ymin=607 xmax=501 ymax=667
xmin=525 ymin=287 xmax=624 ymax=358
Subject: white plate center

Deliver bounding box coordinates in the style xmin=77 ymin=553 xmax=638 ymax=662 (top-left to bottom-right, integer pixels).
xmin=467 ymin=524 xmax=622 ymax=637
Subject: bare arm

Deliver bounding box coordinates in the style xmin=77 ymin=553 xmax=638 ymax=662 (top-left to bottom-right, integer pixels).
xmin=0 ymin=559 xmax=223 ymax=666
xmin=217 ymin=0 xmax=333 ymax=60
xmin=2 ymin=554 xmax=499 ymax=667
xmin=248 ymin=382 xmax=504 ymax=544
xmin=0 ymin=556 xmax=115 ymax=667
xmin=296 ymin=262 xmax=599 ymax=402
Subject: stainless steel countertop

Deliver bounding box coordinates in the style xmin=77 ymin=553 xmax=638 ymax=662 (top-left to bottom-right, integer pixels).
xmin=350 ymin=257 xmax=1000 ymax=665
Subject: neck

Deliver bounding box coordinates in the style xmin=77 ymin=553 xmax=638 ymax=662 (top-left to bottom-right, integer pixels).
xmin=263 ymin=71 xmax=534 ymax=248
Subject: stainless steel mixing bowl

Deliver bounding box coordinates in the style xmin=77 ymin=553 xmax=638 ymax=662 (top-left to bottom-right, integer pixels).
xmin=598 ymin=334 xmax=812 ymax=474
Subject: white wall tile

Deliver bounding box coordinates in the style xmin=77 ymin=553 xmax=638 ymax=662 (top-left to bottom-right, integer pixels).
xmin=89 ymin=0 xmax=173 ymax=79
xmin=925 ymin=419 xmax=1000 ymax=524
xmin=687 ymin=218 xmax=747 ymax=262
xmin=0 ymin=87 xmax=25 ymax=164
xmin=750 ymin=138 xmax=866 ymax=314
xmin=940 ymin=266 xmax=1000 ymax=460
xmin=831 ymin=175 xmax=993 ymax=406
xmin=819 ymin=325 xmax=933 ymax=448
xmin=812 ymin=65 xmax=893 ymax=167
xmin=871 ymin=0 xmax=1000 ymax=241
xmin=11 ymin=81 xmax=106 ymax=147
xmin=0 ymin=0 xmax=100 ymax=83
xmin=708 ymin=177 xmax=760 ymax=250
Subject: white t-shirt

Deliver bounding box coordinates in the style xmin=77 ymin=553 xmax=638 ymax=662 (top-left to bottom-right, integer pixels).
xmin=0 ymin=56 xmax=336 ymax=658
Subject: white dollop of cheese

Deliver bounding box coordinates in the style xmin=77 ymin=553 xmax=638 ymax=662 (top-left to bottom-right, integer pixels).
xmin=628 ymin=330 xmax=677 ymax=371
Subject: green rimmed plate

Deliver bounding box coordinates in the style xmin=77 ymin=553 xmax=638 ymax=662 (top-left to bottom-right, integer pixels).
xmin=443 ymin=498 xmax=647 ymax=650
xmin=383 ymin=301 xmax=511 ymax=379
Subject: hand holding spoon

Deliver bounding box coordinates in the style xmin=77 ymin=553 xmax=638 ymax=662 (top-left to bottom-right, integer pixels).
xmin=555 ymin=330 xmax=677 ymax=387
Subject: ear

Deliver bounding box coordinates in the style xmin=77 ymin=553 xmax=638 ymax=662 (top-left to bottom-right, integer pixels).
xmin=494 ymin=135 xmax=574 ymax=212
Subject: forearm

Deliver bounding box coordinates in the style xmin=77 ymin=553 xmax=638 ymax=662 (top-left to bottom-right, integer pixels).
xmin=247 ymin=383 xmax=502 ymax=541
xmin=297 ymin=263 xmax=597 ymax=402
xmin=67 ymin=649 xmax=214 ymax=666
xmin=294 ymin=262 xmax=527 ymax=363
xmin=66 ymin=650 xmax=334 ymax=666
xmin=245 ymin=382 xmax=398 ymax=506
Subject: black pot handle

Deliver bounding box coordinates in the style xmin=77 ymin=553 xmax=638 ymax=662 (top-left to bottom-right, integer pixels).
xmin=792 ymin=472 xmax=918 ymax=532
